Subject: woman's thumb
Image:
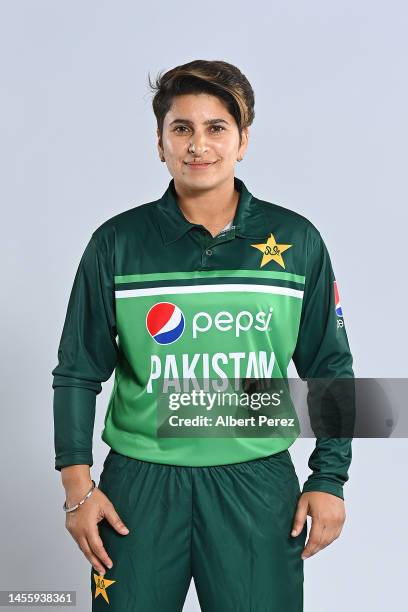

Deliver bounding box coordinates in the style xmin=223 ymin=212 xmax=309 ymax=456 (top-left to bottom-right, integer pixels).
xmin=104 ymin=506 xmax=130 ymax=535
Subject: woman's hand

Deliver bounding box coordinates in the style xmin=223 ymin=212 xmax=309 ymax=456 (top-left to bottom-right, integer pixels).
xmin=63 ymin=478 xmax=130 ymax=576
xmin=291 ymin=491 xmax=346 ymax=560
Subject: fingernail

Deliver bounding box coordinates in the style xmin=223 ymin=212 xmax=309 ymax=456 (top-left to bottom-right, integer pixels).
xmin=301 ymin=555 xmax=307 ymax=560
xmin=122 ymin=527 xmax=129 ymax=534
xmin=107 ymin=562 xmax=113 ymax=569
xmin=291 ymin=529 xmax=297 ymax=536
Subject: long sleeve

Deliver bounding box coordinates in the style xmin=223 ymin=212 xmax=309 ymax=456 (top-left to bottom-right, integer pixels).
xmin=52 ymin=232 xmax=118 ymax=471
xmin=292 ymin=231 xmax=354 ymax=500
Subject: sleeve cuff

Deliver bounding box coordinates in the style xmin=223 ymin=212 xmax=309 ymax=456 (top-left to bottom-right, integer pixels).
xmin=55 ymin=451 xmax=93 ymax=472
xmin=301 ymin=479 xmax=345 ymax=500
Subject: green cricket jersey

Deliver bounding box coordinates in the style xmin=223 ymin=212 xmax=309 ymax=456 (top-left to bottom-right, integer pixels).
xmin=52 ymin=176 xmax=354 ymax=499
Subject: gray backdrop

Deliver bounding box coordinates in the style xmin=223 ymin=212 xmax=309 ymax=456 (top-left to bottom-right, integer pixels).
xmin=1 ymin=0 xmax=407 ymax=610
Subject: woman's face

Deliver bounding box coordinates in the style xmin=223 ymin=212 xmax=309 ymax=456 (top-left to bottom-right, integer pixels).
xmin=157 ymin=93 xmax=249 ymax=192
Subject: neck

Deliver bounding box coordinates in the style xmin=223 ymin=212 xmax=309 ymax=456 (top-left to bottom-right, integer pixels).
xmin=173 ymin=177 xmax=239 ymax=237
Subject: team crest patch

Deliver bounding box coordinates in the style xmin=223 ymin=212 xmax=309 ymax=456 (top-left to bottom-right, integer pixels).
xmin=93 ymin=573 xmax=116 ymax=604
xmin=251 ymin=232 xmax=292 ymax=269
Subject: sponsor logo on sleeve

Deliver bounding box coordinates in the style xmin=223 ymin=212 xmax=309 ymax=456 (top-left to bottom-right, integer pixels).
xmin=334 ymin=280 xmax=345 ymax=329
xmin=334 ymin=280 xmax=343 ymax=317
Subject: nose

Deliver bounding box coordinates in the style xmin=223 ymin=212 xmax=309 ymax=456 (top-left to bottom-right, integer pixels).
xmin=189 ymin=130 xmax=209 ymax=155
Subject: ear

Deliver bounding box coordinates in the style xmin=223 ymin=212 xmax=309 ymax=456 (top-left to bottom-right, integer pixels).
xmin=238 ymin=127 xmax=250 ymax=158
xmin=156 ymin=128 xmax=163 ymax=157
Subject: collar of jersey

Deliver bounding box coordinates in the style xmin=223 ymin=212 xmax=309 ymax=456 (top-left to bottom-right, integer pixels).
xmin=156 ymin=176 xmax=267 ymax=245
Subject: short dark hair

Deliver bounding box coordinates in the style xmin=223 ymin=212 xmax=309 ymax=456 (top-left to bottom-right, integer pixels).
xmin=148 ymin=59 xmax=255 ymax=147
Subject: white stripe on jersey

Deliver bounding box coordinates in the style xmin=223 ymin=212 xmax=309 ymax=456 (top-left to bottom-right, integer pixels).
xmin=115 ymin=284 xmax=304 ymax=299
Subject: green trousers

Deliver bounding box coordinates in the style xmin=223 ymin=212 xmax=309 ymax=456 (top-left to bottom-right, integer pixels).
xmin=91 ymin=449 xmax=307 ymax=611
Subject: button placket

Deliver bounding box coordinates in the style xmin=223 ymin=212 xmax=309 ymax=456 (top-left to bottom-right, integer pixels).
xmin=205 ymin=228 xmax=236 ymax=250
xmin=198 ymin=227 xmax=236 ymax=269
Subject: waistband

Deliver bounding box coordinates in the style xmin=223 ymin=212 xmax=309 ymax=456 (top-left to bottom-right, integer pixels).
xmin=105 ymin=447 xmax=291 ymax=469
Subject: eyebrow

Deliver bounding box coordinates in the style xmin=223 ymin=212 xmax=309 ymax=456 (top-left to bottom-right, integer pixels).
xmin=168 ymin=118 xmax=230 ymax=127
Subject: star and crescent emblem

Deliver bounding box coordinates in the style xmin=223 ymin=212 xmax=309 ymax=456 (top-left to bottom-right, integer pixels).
xmin=251 ymin=232 xmax=292 ymax=269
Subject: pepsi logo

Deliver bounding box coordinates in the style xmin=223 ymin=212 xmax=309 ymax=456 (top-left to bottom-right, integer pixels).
xmin=146 ymin=302 xmax=185 ymax=345
xmin=334 ymin=280 xmax=343 ymax=317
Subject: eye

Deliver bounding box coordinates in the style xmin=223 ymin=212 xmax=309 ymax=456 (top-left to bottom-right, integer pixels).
xmin=174 ymin=126 xmax=190 ymax=133
xmin=210 ymin=125 xmax=225 ymax=133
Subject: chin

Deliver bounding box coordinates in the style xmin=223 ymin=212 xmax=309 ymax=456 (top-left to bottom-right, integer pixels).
xmin=189 ymin=176 xmax=221 ymax=189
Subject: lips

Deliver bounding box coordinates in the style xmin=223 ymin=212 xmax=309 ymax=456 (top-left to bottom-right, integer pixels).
xmin=186 ymin=162 xmax=215 ymax=165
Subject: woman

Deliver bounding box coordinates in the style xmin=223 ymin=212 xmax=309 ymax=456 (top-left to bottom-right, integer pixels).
xmin=52 ymin=59 xmax=354 ymax=611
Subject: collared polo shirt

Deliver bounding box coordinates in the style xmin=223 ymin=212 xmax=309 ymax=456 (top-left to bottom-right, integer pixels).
xmin=52 ymin=176 xmax=354 ymax=499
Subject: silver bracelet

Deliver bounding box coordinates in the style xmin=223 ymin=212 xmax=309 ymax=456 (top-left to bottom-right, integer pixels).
xmin=63 ymin=479 xmax=96 ymax=513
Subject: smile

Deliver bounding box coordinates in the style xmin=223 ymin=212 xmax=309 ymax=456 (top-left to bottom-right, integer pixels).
xmin=185 ymin=161 xmax=217 ymax=169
